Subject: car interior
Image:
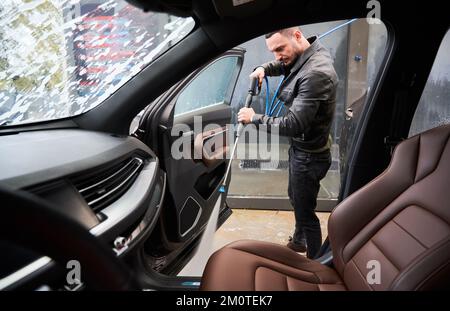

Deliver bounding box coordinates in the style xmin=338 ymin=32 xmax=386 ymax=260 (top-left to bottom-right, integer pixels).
xmin=0 ymin=0 xmax=449 ymax=291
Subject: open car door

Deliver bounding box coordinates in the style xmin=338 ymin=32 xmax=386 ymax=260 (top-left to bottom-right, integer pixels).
xmin=135 ymin=48 xmax=244 ymax=272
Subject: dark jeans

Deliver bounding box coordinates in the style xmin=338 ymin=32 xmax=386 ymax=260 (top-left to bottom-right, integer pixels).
xmin=288 ymin=145 xmax=331 ymax=259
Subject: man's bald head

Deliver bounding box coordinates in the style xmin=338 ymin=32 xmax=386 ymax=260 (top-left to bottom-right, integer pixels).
xmin=264 ymin=27 xmax=310 ymax=66
xmin=265 ymin=27 xmax=301 ymax=39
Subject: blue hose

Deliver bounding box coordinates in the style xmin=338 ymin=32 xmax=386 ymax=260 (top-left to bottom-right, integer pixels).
xmin=264 ymin=77 xmax=284 ymax=117
xmin=275 ymin=104 xmax=284 ymax=117
xmin=318 ymin=18 xmax=357 ymax=40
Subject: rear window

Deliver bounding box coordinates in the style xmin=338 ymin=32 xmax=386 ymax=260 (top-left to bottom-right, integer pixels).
xmin=409 ymin=29 xmax=450 ymax=137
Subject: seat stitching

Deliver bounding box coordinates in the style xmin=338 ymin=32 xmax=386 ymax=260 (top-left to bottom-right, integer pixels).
xmin=414 ymin=203 xmax=450 ymax=227
xmin=344 ymin=200 xmax=450 ymax=272
xmin=392 ymin=219 xmax=428 ymax=249
xmin=254 ymin=266 xmax=333 ymax=290
xmin=313 ymin=266 xmax=345 ymax=284
xmin=340 ymin=203 xmax=409 ymax=267
xmin=235 ymin=249 xmax=320 ymax=282
xmin=256 ymin=266 xmax=343 ymax=290
xmin=390 ymin=202 xmax=450 ymax=229
xmin=349 ymin=259 xmax=374 ymax=291
xmin=230 ymin=247 xmax=322 ymax=282
xmin=254 ymin=266 xmax=299 ymax=290
xmin=253 ymin=265 xmax=345 ymax=289
xmin=394 ymin=203 xmax=450 ymax=229
xmin=370 ymin=237 xmax=401 ymax=271
xmin=389 ymin=238 xmax=450 ymax=290
xmin=343 ymin=208 xmax=408 ymax=270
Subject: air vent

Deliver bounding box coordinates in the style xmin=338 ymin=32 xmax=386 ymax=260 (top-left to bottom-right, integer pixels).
xmin=72 ymin=157 xmax=145 ymax=212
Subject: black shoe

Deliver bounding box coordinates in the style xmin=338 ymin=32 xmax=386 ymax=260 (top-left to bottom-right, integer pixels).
xmin=286 ymin=236 xmax=307 ymax=253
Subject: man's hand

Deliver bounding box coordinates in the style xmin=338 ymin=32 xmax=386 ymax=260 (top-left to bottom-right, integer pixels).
xmin=249 ymin=67 xmax=265 ymax=87
xmin=238 ymin=107 xmax=255 ymax=124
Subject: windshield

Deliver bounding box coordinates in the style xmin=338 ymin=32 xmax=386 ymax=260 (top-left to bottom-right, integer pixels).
xmin=0 ymin=0 xmax=194 ymax=126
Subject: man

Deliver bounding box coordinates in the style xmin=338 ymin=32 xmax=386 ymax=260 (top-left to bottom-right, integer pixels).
xmin=237 ymin=27 xmax=337 ymax=259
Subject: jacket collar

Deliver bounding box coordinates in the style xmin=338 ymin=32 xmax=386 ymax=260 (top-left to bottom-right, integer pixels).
xmin=289 ymin=36 xmax=320 ymax=74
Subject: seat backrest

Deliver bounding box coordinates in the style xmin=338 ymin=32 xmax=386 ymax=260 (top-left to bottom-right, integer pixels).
xmin=328 ymin=124 xmax=450 ymax=290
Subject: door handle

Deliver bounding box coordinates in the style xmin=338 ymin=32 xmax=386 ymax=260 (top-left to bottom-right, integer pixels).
xmin=194 ymin=126 xmax=229 ymax=167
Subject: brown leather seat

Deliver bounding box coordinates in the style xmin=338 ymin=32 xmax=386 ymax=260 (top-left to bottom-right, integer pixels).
xmin=201 ymin=124 xmax=450 ymax=290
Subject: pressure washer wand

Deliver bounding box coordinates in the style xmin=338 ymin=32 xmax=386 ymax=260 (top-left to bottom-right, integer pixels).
xmin=219 ymin=77 xmax=259 ymax=193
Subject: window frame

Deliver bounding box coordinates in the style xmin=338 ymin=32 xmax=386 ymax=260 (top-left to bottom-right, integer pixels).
xmin=173 ymin=55 xmax=243 ymax=117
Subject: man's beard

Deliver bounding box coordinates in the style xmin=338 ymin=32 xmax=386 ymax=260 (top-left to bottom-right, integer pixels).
xmin=284 ymin=54 xmax=299 ymax=68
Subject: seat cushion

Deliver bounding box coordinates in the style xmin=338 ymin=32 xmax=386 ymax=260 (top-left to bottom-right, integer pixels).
xmin=201 ymin=240 xmax=346 ymax=291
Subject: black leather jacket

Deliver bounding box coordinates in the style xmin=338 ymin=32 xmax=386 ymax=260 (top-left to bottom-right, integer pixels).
xmin=252 ymin=36 xmax=338 ymax=152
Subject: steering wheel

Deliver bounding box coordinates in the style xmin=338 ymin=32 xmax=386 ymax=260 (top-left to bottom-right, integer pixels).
xmin=0 ymin=185 xmax=138 ymax=290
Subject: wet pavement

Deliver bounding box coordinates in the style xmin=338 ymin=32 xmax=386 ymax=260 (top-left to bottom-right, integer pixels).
xmin=178 ymin=209 xmax=330 ymax=277
xmin=213 ymin=209 xmax=330 ymax=252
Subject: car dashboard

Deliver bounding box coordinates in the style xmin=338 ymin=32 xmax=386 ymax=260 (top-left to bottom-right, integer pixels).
xmin=0 ymin=129 xmax=165 ymax=290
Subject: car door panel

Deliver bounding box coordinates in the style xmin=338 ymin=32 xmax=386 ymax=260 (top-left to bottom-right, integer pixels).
xmin=173 ymin=102 xmax=232 ymax=127
xmin=139 ymin=49 xmax=244 ymax=245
